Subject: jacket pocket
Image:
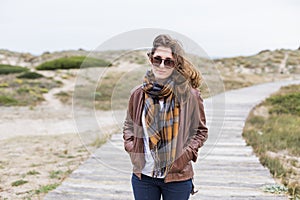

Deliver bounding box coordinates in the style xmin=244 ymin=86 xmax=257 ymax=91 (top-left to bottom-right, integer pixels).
xmin=124 ymin=136 xmax=135 ymax=153
xmin=170 ymin=149 xmax=191 ymax=173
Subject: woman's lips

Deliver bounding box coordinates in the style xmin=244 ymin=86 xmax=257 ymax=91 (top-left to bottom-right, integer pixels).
xmin=156 ymin=70 xmax=166 ymax=73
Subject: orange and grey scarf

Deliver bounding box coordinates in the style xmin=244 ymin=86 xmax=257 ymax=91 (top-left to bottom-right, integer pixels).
xmin=142 ymin=69 xmax=180 ymax=178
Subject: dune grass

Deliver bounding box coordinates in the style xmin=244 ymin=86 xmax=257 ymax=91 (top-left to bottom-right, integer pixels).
xmin=243 ymin=84 xmax=300 ymax=199
xmin=0 ymin=75 xmax=61 ymax=106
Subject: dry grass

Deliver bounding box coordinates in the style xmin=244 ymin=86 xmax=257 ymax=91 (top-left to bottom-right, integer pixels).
xmin=0 ymin=74 xmax=61 ymax=106
xmin=243 ymin=84 xmax=300 ymax=199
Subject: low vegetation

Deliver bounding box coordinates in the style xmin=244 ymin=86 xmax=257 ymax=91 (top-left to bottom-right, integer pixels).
xmin=36 ymin=56 xmax=111 ymax=70
xmin=26 ymin=170 xmax=40 ymax=176
xmin=94 ymin=71 xmax=125 ymax=110
xmin=214 ymin=48 xmax=300 ymax=90
xmin=17 ymin=71 xmax=44 ymax=79
xmin=35 ymin=183 xmax=59 ymax=195
xmin=49 ymin=170 xmax=65 ymax=179
xmin=11 ymin=179 xmax=28 ymax=187
xmin=215 ymin=49 xmax=300 ymax=71
xmin=243 ymin=84 xmax=300 ymax=199
xmin=0 ymin=74 xmax=61 ymax=106
xmin=94 ymin=66 xmax=147 ymax=110
xmin=0 ymin=64 xmax=28 ymax=75
xmin=55 ymin=91 xmax=72 ymax=104
xmin=0 ymin=134 xmax=99 ymax=199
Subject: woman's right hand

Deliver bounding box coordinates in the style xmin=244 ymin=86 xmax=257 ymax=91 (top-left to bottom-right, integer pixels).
xmin=170 ymin=148 xmax=191 ymax=172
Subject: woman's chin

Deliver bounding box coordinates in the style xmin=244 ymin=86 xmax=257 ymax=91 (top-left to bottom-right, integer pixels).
xmin=153 ymin=73 xmax=171 ymax=80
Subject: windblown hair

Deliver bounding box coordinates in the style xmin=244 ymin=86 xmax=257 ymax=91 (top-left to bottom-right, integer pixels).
xmin=148 ymin=34 xmax=202 ymax=88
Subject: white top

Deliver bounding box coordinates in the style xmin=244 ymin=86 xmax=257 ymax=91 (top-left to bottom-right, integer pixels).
xmin=141 ymin=100 xmax=165 ymax=178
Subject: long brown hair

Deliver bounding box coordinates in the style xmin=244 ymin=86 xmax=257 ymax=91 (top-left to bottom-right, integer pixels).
xmin=148 ymin=34 xmax=202 ymax=88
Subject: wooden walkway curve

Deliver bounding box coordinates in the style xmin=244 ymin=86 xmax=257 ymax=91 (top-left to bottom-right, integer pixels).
xmin=45 ymin=80 xmax=300 ymax=200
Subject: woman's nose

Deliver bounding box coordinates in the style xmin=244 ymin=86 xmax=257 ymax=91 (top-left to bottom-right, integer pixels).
xmin=159 ymin=61 xmax=165 ymax=68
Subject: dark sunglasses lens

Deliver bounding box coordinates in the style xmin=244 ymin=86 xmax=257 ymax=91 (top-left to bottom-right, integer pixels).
xmin=152 ymin=57 xmax=162 ymax=66
xmin=151 ymin=56 xmax=174 ymax=68
xmin=164 ymin=59 xmax=174 ymax=68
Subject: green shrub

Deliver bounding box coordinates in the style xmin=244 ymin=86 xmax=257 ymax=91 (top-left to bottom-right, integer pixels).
xmin=248 ymin=116 xmax=265 ymax=128
xmin=49 ymin=170 xmax=64 ymax=179
xmin=17 ymin=72 xmax=44 ymax=79
xmin=0 ymin=82 xmax=9 ymax=87
xmin=262 ymin=184 xmax=288 ymax=194
xmin=36 ymin=56 xmax=111 ymax=70
xmin=55 ymin=91 xmax=72 ymax=103
xmin=266 ymin=93 xmax=300 ymax=116
xmin=35 ymin=183 xmax=59 ymax=194
xmin=11 ymin=179 xmax=28 ymax=187
xmin=260 ymin=155 xmax=286 ymax=178
xmin=0 ymin=95 xmax=18 ymax=106
xmin=0 ymin=64 xmax=28 ymax=74
xmin=27 ymin=170 xmax=40 ymax=175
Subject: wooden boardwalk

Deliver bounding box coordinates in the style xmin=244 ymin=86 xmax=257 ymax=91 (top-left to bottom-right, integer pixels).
xmin=45 ymin=80 xmax=300 ymax=200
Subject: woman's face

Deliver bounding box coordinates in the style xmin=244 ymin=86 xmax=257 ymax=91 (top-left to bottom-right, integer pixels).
xmin=150 ymin=46 xmax=175 ymax=81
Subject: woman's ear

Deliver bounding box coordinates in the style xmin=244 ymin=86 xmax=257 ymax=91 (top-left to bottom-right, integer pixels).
xmin=148 ymin=58 xmax=152 ymax=66
xmin=147 ymin=52 xmax=152 ymax=65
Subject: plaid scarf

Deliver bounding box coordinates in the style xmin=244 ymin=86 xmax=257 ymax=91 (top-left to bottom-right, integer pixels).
xmin=142 ymin=69 xmax=180 ymax=177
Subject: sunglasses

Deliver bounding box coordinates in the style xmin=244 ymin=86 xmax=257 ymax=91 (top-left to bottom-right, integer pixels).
xmin=150 ymin=56 xmax=175 ymax=69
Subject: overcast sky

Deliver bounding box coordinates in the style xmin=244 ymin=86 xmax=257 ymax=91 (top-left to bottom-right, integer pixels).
xmin=0 ymin=0 xmax=299 ymax=58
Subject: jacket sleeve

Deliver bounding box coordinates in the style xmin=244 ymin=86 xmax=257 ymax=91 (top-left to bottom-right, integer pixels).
xmin=185 ymin=89 xmax=208 ymax=162
xmin=170 ymin=89 xmax=208 ymax=172
xmin=123 ymin=92 xmax=135 ymax=153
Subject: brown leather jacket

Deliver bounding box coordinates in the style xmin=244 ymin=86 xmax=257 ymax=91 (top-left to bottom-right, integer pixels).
xmin=123 ymin=86 xmax=208 ymax=183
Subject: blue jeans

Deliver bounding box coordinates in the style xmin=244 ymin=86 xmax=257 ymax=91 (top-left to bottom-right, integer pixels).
xmin=131 ymin=173 xmax=192 ymax=200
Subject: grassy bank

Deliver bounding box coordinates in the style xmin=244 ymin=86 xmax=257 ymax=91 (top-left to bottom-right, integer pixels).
xmin=243 ymin=84 xmax=300 ymax=199
xmin=0 ymin=74 xmax=61 ymax=106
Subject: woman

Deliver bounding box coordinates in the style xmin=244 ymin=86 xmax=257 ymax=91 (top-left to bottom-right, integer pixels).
xmin=123 ymin=34 xmax=208 ymax=200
